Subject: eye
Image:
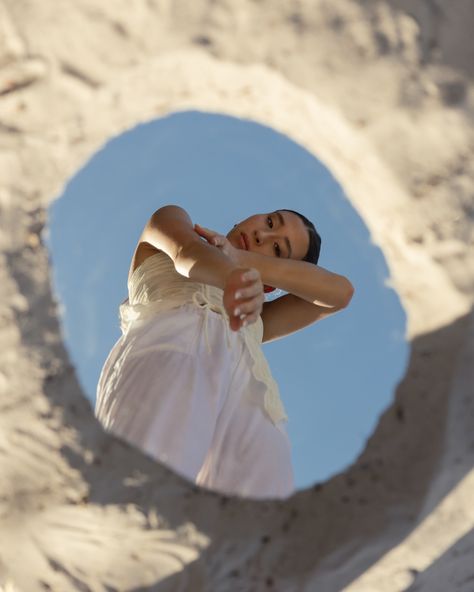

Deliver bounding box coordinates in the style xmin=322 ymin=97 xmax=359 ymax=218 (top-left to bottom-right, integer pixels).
xmin=267 ymin=216 xmax=280 ymax=256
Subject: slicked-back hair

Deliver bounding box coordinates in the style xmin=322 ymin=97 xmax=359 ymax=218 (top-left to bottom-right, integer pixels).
xmin=279 ymin=209 xmax=321 ymax=265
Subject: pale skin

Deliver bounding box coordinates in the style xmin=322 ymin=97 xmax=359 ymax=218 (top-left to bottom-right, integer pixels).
xmin=127 ymin=205 xmax=354 ymax=343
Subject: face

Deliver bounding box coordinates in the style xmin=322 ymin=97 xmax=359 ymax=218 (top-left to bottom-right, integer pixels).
xmin=226 ymin=210 xmax=309 ymax=261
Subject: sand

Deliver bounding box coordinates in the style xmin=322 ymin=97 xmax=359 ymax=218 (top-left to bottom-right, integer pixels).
xmin=0 ymin=0 xmax=473 ymax=589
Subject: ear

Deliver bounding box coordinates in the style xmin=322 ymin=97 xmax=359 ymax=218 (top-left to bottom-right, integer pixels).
xmin=263 ymin=284 xmax=276 ymax=293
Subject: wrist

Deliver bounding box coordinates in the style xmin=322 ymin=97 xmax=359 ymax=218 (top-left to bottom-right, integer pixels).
xmin=237 ymin=248 xmax=266 ymax=278
xmin=235 ymin=246 xmax=252 ymax=268
xmin=176 ymin=239 xmax=239 ymax=290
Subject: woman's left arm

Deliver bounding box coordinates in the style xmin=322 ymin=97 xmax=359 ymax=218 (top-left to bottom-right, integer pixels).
xmin=240 ymin=249 xmax=354 ymax=308
xmin=193 ymin=223 xmax=354 ymax=307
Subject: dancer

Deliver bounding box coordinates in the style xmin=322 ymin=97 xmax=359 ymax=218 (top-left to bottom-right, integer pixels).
xmin=95 ymin=204 xmax=354 ymax=499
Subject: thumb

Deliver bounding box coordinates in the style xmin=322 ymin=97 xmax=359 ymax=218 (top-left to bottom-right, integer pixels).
xmin=194 ymin=223 xmax=218 ymax=244
xmin=194 ymin=223 xmax=214 ymax=234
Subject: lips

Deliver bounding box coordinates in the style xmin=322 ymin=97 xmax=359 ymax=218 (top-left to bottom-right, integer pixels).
xmin=240 ymin=232 xmax=249 ymax=250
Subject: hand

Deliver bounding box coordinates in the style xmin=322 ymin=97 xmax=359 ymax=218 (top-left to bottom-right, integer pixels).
xmin=194 ymin=223 xmax=241 ymax=266
xmin=194 ymin=223 xmax=276 ymax=296
xmin=223 ymin=267 xmax=264 ymax=332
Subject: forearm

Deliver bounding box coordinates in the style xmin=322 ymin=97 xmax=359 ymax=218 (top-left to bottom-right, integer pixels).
xmin=239 ymin=250 xmax=354 ymax=307
xmin=175 ymin=239 xmax=238 ymax=290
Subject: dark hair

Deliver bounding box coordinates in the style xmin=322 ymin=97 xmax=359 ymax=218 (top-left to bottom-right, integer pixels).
xmin=279 ymin=209 xmax=321 ymax=265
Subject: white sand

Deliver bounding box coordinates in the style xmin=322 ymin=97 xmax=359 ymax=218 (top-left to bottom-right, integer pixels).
xmin=0 ymin=0 xmax=473 ymax=590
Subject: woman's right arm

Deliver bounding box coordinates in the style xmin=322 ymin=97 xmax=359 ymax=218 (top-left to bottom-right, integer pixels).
xmin=140 ymin=205 xmax=235 ymax=289
xmin=138 ymin=205 xmax=265 ymax=331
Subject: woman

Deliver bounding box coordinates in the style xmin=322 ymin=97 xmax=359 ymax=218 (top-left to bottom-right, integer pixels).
xmin=95 ymin=205 xmax=354 ymax=499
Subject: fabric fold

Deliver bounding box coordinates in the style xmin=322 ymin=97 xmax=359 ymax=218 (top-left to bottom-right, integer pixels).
xmin=119 ymin=251 xmax=288 ymax=425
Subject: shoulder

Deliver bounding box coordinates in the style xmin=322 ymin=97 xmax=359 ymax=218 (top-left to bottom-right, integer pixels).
xmin=137 ymin=205 xmax=199 ymax=264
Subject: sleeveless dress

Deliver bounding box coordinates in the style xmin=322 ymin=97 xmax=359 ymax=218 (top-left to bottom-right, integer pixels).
xmin=95 ymin=250 xmax=294 ymax=499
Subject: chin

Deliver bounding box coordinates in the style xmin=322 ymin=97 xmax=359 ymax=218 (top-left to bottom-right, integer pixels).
xmin=229 ymin=230 xmax=240 ymax=248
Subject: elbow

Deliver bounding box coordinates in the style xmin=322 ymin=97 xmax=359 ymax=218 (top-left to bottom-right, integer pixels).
xmin=338 ymin=280 xmax=355 ymax=308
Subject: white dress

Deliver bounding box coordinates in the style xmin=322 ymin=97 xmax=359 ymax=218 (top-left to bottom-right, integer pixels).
xmin=95 ymin=250 xmax=294 ymax=499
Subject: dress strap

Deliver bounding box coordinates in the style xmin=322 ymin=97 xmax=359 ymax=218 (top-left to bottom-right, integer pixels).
xmin=192 ymin=285 xmax=232 ymax=354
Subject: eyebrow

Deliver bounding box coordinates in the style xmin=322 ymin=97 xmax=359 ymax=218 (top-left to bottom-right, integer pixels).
xmin=275 ymin=211 xmax=292 ymax=258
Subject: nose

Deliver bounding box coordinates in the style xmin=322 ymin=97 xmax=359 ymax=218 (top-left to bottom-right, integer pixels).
xmin=255 ymin=229 xmax=275 ymax=245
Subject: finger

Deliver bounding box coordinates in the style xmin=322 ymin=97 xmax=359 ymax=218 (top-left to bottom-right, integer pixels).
xmin=195 ymin=228 xmax=221 ymax=247
xmin=232 ymin=296 xmax=263 ymax=317
xmin=236 ymin=283 xmax=263 ymax=303
xmin=195 ymin=223 xmax=218 ymax=235
xmin=229 ymin=314 xmax=241 ymax=332
xmin=235 ymin=274 xmax=261 ymax=294
xmin=234 ymin=283 xmax=262 ymax=300
xmin=194 ymin=226 xmax=211 ymax=238
xmin=241 ymin=269 xmax=259 ymax=282
xmin=194 ymin=225 xmax=212 ymax=240
xmin=241 ymin=313 xmax=258 ymax=328
xmin=194 ymin=224 xmax=217 ymax=239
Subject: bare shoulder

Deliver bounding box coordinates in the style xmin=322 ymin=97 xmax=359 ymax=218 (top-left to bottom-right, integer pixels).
xmin=127 ymin=204 xmax=198 ymax=283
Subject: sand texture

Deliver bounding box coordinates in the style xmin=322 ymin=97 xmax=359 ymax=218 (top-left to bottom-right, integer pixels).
xmin=0 ymin=0 xmax=473 ymax=590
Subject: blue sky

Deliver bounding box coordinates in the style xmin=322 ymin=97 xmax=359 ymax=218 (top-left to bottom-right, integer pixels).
xmin=44 ymin=110 xmax=408 ymax=491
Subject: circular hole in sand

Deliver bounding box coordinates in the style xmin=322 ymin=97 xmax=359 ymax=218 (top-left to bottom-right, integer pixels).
xmin=45 ymin=110 xmax=409 ymax=492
